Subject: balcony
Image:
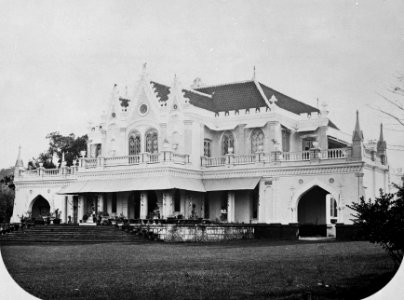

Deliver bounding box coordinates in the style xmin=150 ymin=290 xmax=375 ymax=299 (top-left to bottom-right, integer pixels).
xmin=201 ymin=147 xmax=352 ymax=168
xmin=82 ymin=151 xmax=191 ymax=169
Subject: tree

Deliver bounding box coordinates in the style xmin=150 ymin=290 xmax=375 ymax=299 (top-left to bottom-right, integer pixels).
xmin=0 ymin=168 xmax=15 ymax=223
xmin=347 ymin=186 xmax=404 ymax=267
xmin=28 ymin=132 xmax=88 ymax=168
xmin=371 ymin=74 xmax=404 ymax=128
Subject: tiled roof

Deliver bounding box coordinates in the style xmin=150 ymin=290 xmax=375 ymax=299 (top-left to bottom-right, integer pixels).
xmin=195 ymin=81 xmax=267 ymax=112
xmin=151 ymin=81 xmax=170 ymax=102
xmin=150 ymin=80 xmax=338 ymax=129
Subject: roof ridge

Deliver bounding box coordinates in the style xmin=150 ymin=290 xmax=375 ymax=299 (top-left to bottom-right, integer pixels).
xmin=258 ymin=82 xmax=319 ymax=112
xmin=183 ymin=89 xmax=213 ymax=99
xmin=195 ymin=79 xmax=254 ymax=90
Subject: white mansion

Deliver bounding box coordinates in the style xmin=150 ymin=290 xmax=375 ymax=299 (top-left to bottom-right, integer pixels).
xmin=11 ymin=67 xmax=390 ymax=235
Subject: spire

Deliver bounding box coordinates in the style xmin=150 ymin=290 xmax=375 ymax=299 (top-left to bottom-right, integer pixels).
xmin=352 ymin=110 xmax=363 ymax=142
xmin=140 ymin=62 xmax=148 ymax=80
xmin=15 ymin=146 xmax=24 ymax=168
xmin=351 ymin=110 xmax=363 ymax=161
xmin=252 ymin=66 xmax=256 ymax=81
xmin=377 ymin=123 xmax=387 ymax=154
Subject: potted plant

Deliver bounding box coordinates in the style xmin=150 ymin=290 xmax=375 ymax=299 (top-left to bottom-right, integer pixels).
xmin=52 ymin=209 xmax=62 ymax=225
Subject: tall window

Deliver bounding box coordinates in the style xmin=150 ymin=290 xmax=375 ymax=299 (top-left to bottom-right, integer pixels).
xmin=222 ymin=131 xmax=234 ymax=155
xmin=145 ymin=130 xmax=158 ymax=153
xmin=128 ymin=133 xmax=141 ymax=155
xmin=282 ymin=128 xmax=290 ymax=152
xmin=251 ymin=128 xmax=264 ymax=153
xmin=252 ymin=185 xmax=259 ymax=219
xmin=330 ymin=197 xmax=338 ymax=218
xmin=204 ymin=139 xmax=211 ymax=157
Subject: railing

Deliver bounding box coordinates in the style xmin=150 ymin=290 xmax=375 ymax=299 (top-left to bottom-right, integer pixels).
xmin=283 ymin=151 xmax=310 ymax=161
xmin=233 ymin=154 xmax=256 ymax=164
xmin=17 ymin=166 xmax=79 ymax=178
xmin=201 ymin=156 xmax=227 ymax=167
xmin=84 ymin=158 xmax=97 ymax=169
xmin=320 ymin=148 xmax=351 ymax=159
xmin=82 ymin=151 xmax=190 ymax=169
xmin=202 ymin=147 xmax=352 ymax=167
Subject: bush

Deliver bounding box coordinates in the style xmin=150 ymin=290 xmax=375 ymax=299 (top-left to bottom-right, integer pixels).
xmin=347 ymin=185 xmax=404 ymax=267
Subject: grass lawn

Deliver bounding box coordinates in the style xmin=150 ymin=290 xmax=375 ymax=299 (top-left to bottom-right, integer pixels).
xmin=0 ymin=240 xmax=398 ymax=300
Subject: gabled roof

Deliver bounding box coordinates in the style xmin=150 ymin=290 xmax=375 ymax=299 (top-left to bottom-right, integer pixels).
xmin=150 ymin=80 xmax=338 ymax=129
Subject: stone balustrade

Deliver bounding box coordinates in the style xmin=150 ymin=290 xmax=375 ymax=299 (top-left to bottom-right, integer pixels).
xmin=201 ymin=147 xmax=352 ymax=167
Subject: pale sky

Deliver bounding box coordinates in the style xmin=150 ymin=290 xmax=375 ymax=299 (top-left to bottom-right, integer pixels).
xmin=1 ymin=0 xmax=404 ymax=170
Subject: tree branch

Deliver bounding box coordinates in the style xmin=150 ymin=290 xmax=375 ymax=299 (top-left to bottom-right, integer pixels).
xmin=368 ymin=105 xmax=404 ymax=127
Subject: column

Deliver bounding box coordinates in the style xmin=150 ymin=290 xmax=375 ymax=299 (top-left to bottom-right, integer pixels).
xmin=162 ymin=191 xmax=174 ymax=219
xmin=97 ymin=194 xmax=104 ymax=214
xmin=227 ymin=191 xmax=235 ymax=223
xmin=78 ymin=195 xmax=85 ymax=222
xmin=140 ymin=192 xmax=148 ymax=219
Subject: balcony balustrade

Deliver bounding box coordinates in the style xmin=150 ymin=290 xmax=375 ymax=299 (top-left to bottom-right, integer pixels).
xmin=82 ymin=151 xmax=190 ymax=169
xmin=201 ymin=147 xmax=352 ymax=167
xmin=15 ymin=148 xmax=351 ymax=178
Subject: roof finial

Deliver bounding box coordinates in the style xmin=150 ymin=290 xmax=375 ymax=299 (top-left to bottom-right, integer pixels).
xmin=252 ymin=66 xmax=256 ymax=81
xmin=316 ymin=98 xmax=319 ymax=109
xmin=379 ymin=123 xmax=384 ymax=142
xmin=352 ymin=110 xmax=363 ymax=142
xmin=15 ymin=145 xmax=24 ymax=168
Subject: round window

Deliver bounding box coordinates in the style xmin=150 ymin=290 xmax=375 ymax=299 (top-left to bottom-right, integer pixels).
xmin=173 ymin=104 xmax=178 ymax=110
xmin=111 ymin=112 xmax=116 ymax=118
xmin=139 ymin=104 xmax=148 ymax=115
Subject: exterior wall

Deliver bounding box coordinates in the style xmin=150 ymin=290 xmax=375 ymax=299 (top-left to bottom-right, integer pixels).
xmin=11 ymin=183 xmax=68 ymax=223
xmin=363 ymin=165 xmax=389 ymax=200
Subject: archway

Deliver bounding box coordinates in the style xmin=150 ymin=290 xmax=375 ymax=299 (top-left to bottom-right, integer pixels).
xmin=30 ymin=195 xmax=50 ymax=219
xmin=297 ymin=186 xmax=329 ymax=237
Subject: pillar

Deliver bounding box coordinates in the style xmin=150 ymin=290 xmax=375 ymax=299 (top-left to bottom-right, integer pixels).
xmin=78 ymin=195 xmax=85 ymax=221
xmin=162 ymin=191 xmax=174 ymax=219
xmin=140 ymin=192 xmax=148 ymax=219
xmin=184 ymin=120 xmax=193 ymax=154
xmin=97 ymin=194 xmax=104 ymax=214
xmin=227 ymin=191 xmax=235 ymax=223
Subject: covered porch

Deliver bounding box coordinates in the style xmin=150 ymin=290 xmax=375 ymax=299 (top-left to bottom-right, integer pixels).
xmin=59 ymin=176 xmax=262 ymax=225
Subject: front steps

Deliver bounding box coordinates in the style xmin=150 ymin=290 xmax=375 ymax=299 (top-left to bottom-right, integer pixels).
xmin=0 ymin=225 xmax=145 ymax=245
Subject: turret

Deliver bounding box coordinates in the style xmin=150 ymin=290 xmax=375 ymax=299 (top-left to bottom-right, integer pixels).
xmin=14 ymin=146 xmax=24 ymax=177
xmin=351 ymin=110 xmax=363 ymax=160
xmin=377 ymin=123 xmax=387 ymax=165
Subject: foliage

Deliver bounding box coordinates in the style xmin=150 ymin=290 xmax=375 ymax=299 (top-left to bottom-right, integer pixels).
xmin=0 ymin=168 xmax=15 ymax=223
xmin=347 ymin=186 xmax=404 ymax=267
xmin=52 ymin=209 xmax=62 ymax=219
xmin=28 ymin=132 xmax=88 ymax=168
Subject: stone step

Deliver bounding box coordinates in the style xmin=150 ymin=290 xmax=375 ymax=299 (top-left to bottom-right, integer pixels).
xmin=0 ymin=225 xmax=145 ymax=245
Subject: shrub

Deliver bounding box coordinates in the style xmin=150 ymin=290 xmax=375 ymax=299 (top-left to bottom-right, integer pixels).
xmin=347 ymin=185 xmax=404 ymax=267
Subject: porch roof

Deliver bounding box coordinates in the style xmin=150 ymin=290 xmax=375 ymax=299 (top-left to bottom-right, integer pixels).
xmin=58 ymin=176 xmax=206 ymax=194
xmin=202 ymin=177 xmax=260 ymax=191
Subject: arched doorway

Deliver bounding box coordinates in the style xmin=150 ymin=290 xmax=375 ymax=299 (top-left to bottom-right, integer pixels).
xmin=297 ymin=186 xmax=329 ymax=237
xmin=31 ymin=195 xmax=50 ymax=219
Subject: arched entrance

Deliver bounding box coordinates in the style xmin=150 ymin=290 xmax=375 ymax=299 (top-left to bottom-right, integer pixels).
xmin=30 ymin=195 xmax=50 ymax=219
xmin=297 ymin=186 xmax=328 ymax=237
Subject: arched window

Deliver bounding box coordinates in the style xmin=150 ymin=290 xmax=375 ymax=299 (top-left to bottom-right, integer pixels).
xmin=128 ymin=132 xmax=141 ymax=155
xmin=145 ymin=130 xmax=158 ymax=153
xmin=251 ymin=128 xmax=264 ymax=153
xmin=222 ymin=131 xmax=234 ymax=155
